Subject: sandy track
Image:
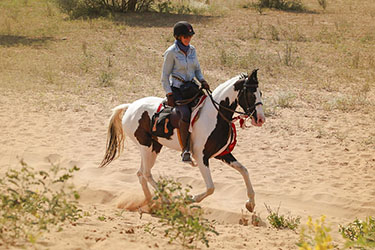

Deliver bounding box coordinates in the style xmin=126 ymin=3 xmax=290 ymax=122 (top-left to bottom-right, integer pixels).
xmin=1 ymin=87 xmax=374 ymax=249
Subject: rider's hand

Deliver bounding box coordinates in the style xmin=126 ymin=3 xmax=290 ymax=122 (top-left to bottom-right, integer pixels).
xmin=166 ymin=93 xmax=175 ymax=107
xmin=201 ymin=80 xmax=210 ymax=90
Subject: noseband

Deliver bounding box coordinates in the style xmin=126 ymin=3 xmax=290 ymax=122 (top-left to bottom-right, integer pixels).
xmin=205 ymin=77 xmax=263 ymax=124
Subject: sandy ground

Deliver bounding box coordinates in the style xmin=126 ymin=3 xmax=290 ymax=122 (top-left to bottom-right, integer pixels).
xmin=0 ymin=85 xmax=374 ymax=250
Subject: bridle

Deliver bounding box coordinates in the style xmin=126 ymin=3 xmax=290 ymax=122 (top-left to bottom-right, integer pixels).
xmin=205 ymin=78 xmax=263 ymax=125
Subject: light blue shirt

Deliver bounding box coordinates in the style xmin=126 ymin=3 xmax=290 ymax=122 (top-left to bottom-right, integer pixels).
xmin=161 ymin=41 xmax=205 ymax=94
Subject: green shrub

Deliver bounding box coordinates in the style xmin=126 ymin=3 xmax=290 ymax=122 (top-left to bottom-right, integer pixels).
xmin=156 ymin=0 xmax=208 ymax=14
xmin=54 ymin=0 xmax=108 ymax=18
xmin=254 ymin=0 xmax=306 ymax=12
xmin=0 ymin=160 xmax=82 ymax=246
xmin=54 ymin=0 xmax=154 ymax=18
xmin=156 ymin=0 xmax=191 ymax=14
xmin=339 ymin=217 xmax=375 ymax=249
xmin=147 ymin=177 xmax=219 ymax=248
xmin=297 ymin=215 xmax=334 ymax=250
xmin=265 ymin=203 xmax=300 ymax=230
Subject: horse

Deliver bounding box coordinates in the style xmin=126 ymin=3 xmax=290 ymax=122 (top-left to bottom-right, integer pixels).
xmin=99 ymin=69 xmax=265 ymax=212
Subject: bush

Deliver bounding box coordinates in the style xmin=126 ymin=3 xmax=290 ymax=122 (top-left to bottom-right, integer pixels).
xmin=0 ymin=160 xmax=82 ymax=246
xmin=54 ymin=0 xmax=154 ymax=18
xmin=54 ymin=0 xmax=108 ymax=18
xmin=339 ymin=217 xmax=375 ymax=249
xmin=265 ymin=203 xmax=300 ymax=230
xmin=146 ymin=177 xmax=219 ymax=248
xmin=297 ymin=215 xmax=334 ymax=250
xmin=254 ymin=0 xmax=306 ymax=12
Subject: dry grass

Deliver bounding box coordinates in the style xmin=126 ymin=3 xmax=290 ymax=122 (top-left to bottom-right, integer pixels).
xmin=0 ymin=0 xmax=374 ymax=114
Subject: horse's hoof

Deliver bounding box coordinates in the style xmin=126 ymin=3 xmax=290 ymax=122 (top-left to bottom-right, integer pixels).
xmin=246 ymin=200 xmax=255 ymax=212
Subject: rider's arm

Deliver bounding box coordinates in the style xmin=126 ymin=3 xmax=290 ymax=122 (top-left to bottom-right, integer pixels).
xmin=161 ymin=50 xmax=174 ymax=95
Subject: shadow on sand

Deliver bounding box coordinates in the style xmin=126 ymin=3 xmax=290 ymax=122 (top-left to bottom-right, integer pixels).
xmin=111 ymin=12 xmax=216 ymax=28
xmin=0 ymin=35 xmax=54 ymax=47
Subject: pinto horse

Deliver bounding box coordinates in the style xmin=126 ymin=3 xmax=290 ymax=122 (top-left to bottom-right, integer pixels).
xmin=100 ymin=69 xmax=265 ymax=212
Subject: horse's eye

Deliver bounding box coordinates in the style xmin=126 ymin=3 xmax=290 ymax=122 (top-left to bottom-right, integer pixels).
xmin=260 ymin=91 xmax=263 ymax=97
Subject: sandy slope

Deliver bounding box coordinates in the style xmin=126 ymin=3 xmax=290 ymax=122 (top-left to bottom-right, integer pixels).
xmin=0 ymin=87 xmax=374 ymax=249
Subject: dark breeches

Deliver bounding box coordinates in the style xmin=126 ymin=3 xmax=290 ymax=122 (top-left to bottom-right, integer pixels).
xmin=172 ymin=86 xmax=191 ymax=123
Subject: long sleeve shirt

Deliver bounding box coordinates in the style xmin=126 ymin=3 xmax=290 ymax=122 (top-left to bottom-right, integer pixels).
xmin=161 ymin=41 xmax=205 ymax=94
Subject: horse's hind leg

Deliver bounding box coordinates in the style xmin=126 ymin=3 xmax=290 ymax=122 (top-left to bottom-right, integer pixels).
xmin=216 ymin=153 xmax=255 ymax=212
xmin=137 ymin=157 xmax=152 ymax=203
xmin=137 ymin=146 xmax=159 ymax=203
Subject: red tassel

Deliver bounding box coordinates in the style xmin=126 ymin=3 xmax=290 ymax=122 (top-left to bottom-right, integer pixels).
xmin=239 ymin=118 xmax=245 ymax=128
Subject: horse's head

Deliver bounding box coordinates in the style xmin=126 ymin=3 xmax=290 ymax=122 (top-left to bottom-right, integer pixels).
xmin=235 ymin=69 xmax=265 ymax=127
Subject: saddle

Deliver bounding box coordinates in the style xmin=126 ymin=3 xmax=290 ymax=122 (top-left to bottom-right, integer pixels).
xmin=151 ymin=90 xmax=206 ymax=139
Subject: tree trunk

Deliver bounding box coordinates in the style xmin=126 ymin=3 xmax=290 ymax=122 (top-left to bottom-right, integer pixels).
xmin=127 ymin=0 xmax=137 ymax=11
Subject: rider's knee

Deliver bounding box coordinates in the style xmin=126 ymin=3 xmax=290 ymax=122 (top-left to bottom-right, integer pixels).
xmin=177 ymin=105 xmax=191 ymax=123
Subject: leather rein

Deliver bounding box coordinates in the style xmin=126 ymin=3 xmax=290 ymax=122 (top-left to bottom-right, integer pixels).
xmin=172 ymin=75 xmax=263 ymax=125
xmin=204 ymin=80 xmax=263 ymax=125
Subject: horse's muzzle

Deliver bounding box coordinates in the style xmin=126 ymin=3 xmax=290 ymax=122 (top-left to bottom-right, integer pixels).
xmin=251 ymin=111 xmax=265 ymax=127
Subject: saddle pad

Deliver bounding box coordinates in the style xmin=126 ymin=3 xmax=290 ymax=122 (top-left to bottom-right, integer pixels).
xmin=151 ymin=106 xmax=174 ymax=138
xmin=151 ymin=95 xmax=207 ymax=138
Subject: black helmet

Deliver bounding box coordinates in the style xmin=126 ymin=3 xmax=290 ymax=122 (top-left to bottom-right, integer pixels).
xmin=173 ymin=21 xmax=195 ymax=38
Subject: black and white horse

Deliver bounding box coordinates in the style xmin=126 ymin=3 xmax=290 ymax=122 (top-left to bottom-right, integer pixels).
xmin=100 ymin=69 xmax=265 ymax=212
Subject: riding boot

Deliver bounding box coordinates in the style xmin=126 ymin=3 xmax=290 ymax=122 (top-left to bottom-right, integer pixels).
xmin=179 ymin=120 xmax=192 ymax=163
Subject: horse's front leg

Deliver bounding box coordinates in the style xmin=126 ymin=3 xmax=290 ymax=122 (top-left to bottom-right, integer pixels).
xmin=191 ymin=155 xmax=215 ymax=203
xmin=216 ymin=153 xmax=255 ymax=212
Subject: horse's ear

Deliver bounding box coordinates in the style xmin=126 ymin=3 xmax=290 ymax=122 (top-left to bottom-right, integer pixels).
xmin=250 ymin=69 xmax=259 ymax=82
xmin=245 ymin=69 xmax=259 ymax=86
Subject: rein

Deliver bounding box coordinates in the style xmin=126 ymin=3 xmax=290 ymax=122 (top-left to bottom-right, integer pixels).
xmin=204 ymin=84 xmax=262 ymax=125
xmin=175 ymin=90 xmax=203 ymax=106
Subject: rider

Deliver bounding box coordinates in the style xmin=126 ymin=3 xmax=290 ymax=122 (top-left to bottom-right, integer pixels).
xmin=161 ymin=21 xmax=210 ymax=163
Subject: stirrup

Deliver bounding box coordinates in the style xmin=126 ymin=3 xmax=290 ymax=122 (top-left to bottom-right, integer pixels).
xmin=181 ymin=150 xmax=192 ymax=163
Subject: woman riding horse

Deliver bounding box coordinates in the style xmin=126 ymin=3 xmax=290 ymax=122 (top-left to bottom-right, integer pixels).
xmin=161 ymin=21 xmax=210 ymax=164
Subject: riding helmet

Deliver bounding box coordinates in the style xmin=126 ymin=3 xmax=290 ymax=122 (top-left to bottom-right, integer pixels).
xmin=173 ymin=21 xmax=195 ymax=38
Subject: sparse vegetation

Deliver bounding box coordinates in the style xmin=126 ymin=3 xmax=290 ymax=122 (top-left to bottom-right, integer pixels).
xmin=265 ymin=203 xmax=300 ymax=230
xmin=339 ymin=217 xmax=375 ymax=249
xmin=0 ymin=160 xmax=82 ymax=246
xmin=297 ymin=216 xmax=334 ymax=250
xmin=269 ymin=25 xmax=280 ymax=41
xmin=274 ymin=91 xmax=297 ymax=108
xmin=278 ymin=42 xmax=299 ymax=66
xmin=317 ymin=0 xmax=327 ymax=11
xmin=146 ymin=177 xmax=219 ymax=248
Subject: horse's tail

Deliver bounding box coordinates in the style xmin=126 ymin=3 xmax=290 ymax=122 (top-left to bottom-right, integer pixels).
xmin=99 ymin=104 xmax=130 ymax=168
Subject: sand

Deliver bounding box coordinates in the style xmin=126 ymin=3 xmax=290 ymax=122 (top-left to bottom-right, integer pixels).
xmin=0 ymin=86 xmax=374 ymax=250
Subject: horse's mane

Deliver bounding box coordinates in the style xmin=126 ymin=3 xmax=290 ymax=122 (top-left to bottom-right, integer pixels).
xmin=211 ymin=73 xmax=248 ymax=102
xmin=239 ymin=72 xmax=248 ymax=80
